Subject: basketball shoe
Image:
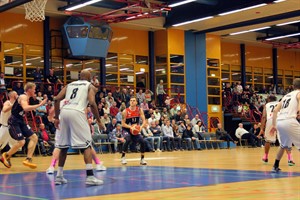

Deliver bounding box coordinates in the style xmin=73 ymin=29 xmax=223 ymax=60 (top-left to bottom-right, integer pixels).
xmin=140 ymin=158 xmax=147 ymax=165
xmin=288 ymin=160 xmax=295 ymax=166
xmin=86 ymin=176 xmax=104 ymax=185
xmin=55 ymin=176 xmax=68 ymax=185
xmin=271 ymin=166 xmax=281 ymax=173
xmin=262 ymin=158 xmax=268 ymax=163
xmin=121 ymin=157 xmax=127 ymax=165
xmin=46 ymin=166 xmax=55 ymax=174
xmin=23 ymin=158 xmax=37 ymax=169
xmin=0 ymin=152 xmax=11 ymax=168
xmin=96 ymin=163 xmax=107 ymax=171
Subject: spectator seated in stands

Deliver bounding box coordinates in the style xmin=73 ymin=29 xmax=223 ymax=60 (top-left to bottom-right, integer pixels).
xmin=12 ymin=82 xmax=24 ymax=95
xmin=192 ymin=120 xmax=206 ymax=140
xmin=182 ymin=123 xmax=202 ymax=150
xmin=106 ymin=117 xmax=118 ymax=135
xmin=109 ymin=124 xmax=126 ymax=153
xmin=149 ymin=121 xmax=163 ymax=151
xmin=162 ymin=120 xmax=177 ymax=151
xmin=141 ymin=122 xmax=156 ymax=152
xmin=109 ymin=101 xmax=119 ymax=118
xmin=191 ymin=114 xmax=201 ymax=126
xmin=101 ymin=113 xmax=111 ymax=129
xmin=37 ymin=123 xmax=55 ymax=156
xmin=140 ymin=99 xmax=149 ymax=116
xmin=171 ymin=121 xmax=183 ymax=150
xmin=215 ymin=123 xmax=237 ymax=149
xmin=144 ymin=89 xmax=153 ymax=103
xmin=235 ymin=123 xmax=259 ymax=147
xmin=249 ymin=123 xmax=263 ymax=147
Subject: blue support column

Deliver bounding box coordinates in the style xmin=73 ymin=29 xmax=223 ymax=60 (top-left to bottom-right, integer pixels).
xmin=149 ymin=31 xmax=155 ymax=92
xmin=185 ymin=31 xmax=207 ymax=116
xmin=43 ymin=16 xmax=50 ymax=80
xmin=272 ymin=48 xmax=278 ymax=92
xmin=100 ymin=57 xmax=106 ymax=86
xmin=240 ymin=44 xmax=246 ymax=88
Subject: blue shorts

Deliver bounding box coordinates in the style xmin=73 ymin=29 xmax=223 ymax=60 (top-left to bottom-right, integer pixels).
xmin=8 ymin=117 xmax=34 ymax=141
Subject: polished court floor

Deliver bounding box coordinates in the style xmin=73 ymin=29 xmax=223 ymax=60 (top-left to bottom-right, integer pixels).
xmin=0 ymin=147 xmax=299 ymax=200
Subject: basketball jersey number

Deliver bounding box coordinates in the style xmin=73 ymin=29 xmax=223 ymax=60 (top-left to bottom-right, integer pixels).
xmin=70 ymin=88 xmax=79 ymax=99
xmin=131 ymin=118 xmax=137 ymax=123
xmin=270 ymin=104 xmax=277 ymax=112
xmin=282 ymin=98 xmax=291 ymax=109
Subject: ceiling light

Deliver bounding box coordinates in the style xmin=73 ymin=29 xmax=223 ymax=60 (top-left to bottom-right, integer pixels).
xmin=173 ymin=16 xmax=213 ymax=27
xmin=265 ymin=33 xmax=300 ymax=41
xmin=169 ymin=0 xmax=196 ymax=8
xmin=229 ymin=26 xmax=270 ymax=36
xmin=66 ymin=0 xmax=102 ymax=11
xmin=219 ymin=3 xmax=267 ymax=16
xmin=274 ymin=0 xmax=286 ymax=3
xmin=276 ymin=20 xmax=300 ymax=26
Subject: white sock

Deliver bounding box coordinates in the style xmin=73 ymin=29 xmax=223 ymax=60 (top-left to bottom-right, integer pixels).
xmin=86 ymin=163 xmax=93 ymax=170
xmin=57 ymin=167 xmax=64 ymax=177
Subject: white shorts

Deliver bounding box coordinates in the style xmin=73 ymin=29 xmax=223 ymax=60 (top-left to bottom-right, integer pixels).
xmin=277 ymin=118 xmax=300 ymax=150
xmin=55 ymin=109 xmax=92 ymax=149
xmin=0 ymin=125 xmax=17 ymax=150
xmin=264 ymin=120 xmax=277 ymax=143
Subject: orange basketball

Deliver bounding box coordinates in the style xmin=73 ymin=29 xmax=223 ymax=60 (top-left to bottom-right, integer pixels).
xmin=130 ymin=125 xmax=141 ymax=135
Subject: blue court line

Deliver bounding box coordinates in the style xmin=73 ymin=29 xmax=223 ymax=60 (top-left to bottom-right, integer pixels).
xmin=0 ymin=166 xmax=299 ymax=199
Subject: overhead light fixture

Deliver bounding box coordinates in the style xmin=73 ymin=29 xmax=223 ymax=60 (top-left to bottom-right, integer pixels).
xmin=219 ymin=3 xmax=267 ymax=16
xmin=173 ymin=16 xmax=213 ymax=27
xmin=66 ymin=0 xmax=102 ymax=11
xmin=274 ymin=0 xmax=286 ymax=3
xmin=169 ymin=0 xmax=196 ymax=8
xmin=265 ymin=33 xmax=300 ymax=41
xmin=229 ymin=26 xmax=270 ymax=36
xmin=276 ymin=20 xmax=300 ymax=26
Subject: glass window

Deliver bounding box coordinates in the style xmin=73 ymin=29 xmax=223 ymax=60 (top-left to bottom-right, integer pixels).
xmin=170 ymin=55 xmax=184 ymax=63
xmin=171 ymin=75 xmax=184 ymax=84
xmin=246 ymin=66 xmax=252 ymax=73
xmin=120 ymin=74 xmax=134 ymax=83
xmin=253 ymin=75 xmax=263 ymax=83
xmin=106 ymin=74 xmax=118 ymax=83
xmin=208 ymin=87 xmax=220 ymax=95
xmin=135 ymin=55 xmax=148 ymax=65
xmin=156 ymin=55 xmax=167 ymax=64
xmin=264 ymin=68 xmax=272 ymax=75
xmin=66 ymin=26 xmax=89 ymax=38
xmin=106 ymin=53 xmax=118 ymax=62
xmin=207 ymin=68 xmax=220 ymax=77
xmin=253 ymin=67 xmax=263 ymax=74
xmin=106 ymin=63 xmax=118 ymax=72
xmin=231 ymin=65 xmax=240 ymax=72
xmin=65 ymin=60 xmax=83 ymax=71
xmin=88 ymin=25 xmax=112 ymax=41
xmin=170 ymin=63 xmax=184 ymax=74
xmin=231 ymin=72 xmax=241 ymax=82
xmin=4 ymin=55 xmax=23 ymax=66
xmin=119 ymin=54 xmax=133 ymax=64
xmin=254 ymin=84 xmax=263 ymax=92
xmin=25 ymin=56 xmax=44 ymax=68
xmin=207 ymin=77 xmax=220 ymax=86
xmin=4 ymin=66 xmax=23 ymax=77
xmin=278 ymin=76 xmax=283 ymax=85
xmin=294 ymin=71 xmax=300 ymax=78
xmin=264 ymin=75 xmax=273 ymax=84
xmin=155 ymin=65 xmax=167 ymax=75
xmin=25 ymin=45 xmax=43 ymax=55
xmin=3 ymin=43 xmax=23 ymax=54
xmin=285 ymin=70 xmax=293 ymax=77
xmin=221 ymin=64 xmax=230 ymax=72
xmin=83 ymin=60 xmax=100 ymax=71
xmin=246 ymin=74 xmax=252 ymax=82
xmin=170 ymin=85 xmax=185 ymax=94
xmin=208 ymin=97 xmax=220 ymax=105
xmin=207 ymin=58 xmax=219 ymax=67
xmin=221 ymin=72 xmax=230 ymax=81
xmin=120 ymin=64 xmax=134 ymax=73
xmin=278 ymin=69 xmax=283 ymax=76
xmin=51 ymin=57 xmax=63 ymax=70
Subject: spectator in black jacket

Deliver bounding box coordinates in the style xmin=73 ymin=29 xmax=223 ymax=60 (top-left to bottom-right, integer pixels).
xmin=182 ymin=123 xmax=201 ymax=150
xmin=216 ymin=123 xmax=237 ymax=149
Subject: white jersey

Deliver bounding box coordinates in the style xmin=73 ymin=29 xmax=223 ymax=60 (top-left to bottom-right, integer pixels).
xmin=0 ymin=101 xmax=12 ymax=126
xmin=277 ymin=90 xmax=300 ymax=120
xmin=61 ymin=80 xmax=91 ymax=113
xmin=265 ymin=101 xmax=278 ymax=121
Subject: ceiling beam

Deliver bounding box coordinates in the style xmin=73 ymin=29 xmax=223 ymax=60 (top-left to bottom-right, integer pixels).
xmin=195 ymin=10 xmax=300 ymax=34
xmin=0 ymin=0 xmax=32 ymax=13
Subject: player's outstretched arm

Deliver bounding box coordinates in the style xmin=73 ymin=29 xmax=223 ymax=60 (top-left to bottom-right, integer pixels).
xmin=53 ymin=86 xmax=67 ymax=120
xmin=2 ymin=100 xmax=13 ymax=113
xmin=20 ymin=94 xmax=47 ymax=112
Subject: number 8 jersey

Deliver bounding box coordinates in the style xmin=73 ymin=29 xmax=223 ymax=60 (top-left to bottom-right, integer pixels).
xmin=62 ymin=80 xmax=91 ymax=113
xmin=277 ymin=90 xmax=300 ymax=120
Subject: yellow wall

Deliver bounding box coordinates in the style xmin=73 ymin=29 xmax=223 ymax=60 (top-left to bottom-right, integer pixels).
xmin=221 ymin=42 xmax=240 ymax=65
xmin=0 ymin=12 xmax=43 ymax=45
xmin=109 ymin=26 xmax=148 ymax=55
xmin=167 ymin=29 xmax=184 ymax=55
xmin=206 ymin=34 xmax=221 ymax=59
xmin=154 ymin=30 xmax=167 ymax=56
xmin=278 ymin=49 xmax=300 ymax=70
xmin=245 ymin=45 xmax=272 ymax=68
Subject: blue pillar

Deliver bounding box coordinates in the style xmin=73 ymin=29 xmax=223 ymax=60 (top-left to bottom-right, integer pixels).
xmin=240 ymin=44 xmax=246 ymax=88
xmin=272 ymin=48 xmax=278 ymax=92
xmin=43 ymin=16 xmax=50 ymax=80
xmin=185 ymin=31 xmax=207 ymax=115
xmin=100 ymin=57 xmax=106 ymax=86
xmin=148 ymin=31 xmax=155 ymax=92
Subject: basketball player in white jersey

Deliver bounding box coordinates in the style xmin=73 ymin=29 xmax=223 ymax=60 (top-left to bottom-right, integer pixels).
xmin=0 ymin=91 xmax=17 ymax=155
xmin=270 ymin=78 xmax=300 ymax=172
xmin=259 ymin=95 xmax=295 ymax=165
xmin=53 ymin=70 xmax=105 ymax=185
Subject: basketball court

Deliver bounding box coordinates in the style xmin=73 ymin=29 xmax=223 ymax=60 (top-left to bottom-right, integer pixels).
xmin=0 ymin=148 xmax=299 ymax=199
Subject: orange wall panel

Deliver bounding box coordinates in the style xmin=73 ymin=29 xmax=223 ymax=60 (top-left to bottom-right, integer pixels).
xmin=109 ymin=27 xmax=148 ymax=55
xmin=0 ymin=12 xmax=43 ymax=45
xmin=154 ymin=30 xmax=167 ymax=56
xmin=167 ymin=29 xmax=184 ymax=55
xmin=245 ymin=45 xmax=272 ymax=68
xmin=278 ymin=49 xmax=300 ymax=71
xmin=206 ymin=34 xmax=221 ymax=59
xmin=221 ymin=42 xmax=240 ymax=65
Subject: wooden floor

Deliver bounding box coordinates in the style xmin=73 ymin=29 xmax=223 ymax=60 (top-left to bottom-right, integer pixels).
xmin=0 ymin=146 xmax=299 ymax=199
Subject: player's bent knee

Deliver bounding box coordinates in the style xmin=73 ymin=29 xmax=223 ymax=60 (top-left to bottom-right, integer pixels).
xmin=18 ymin=140 xmax=26 ymax=147
xmin=79 ymin=146 xmax=91 ymax=154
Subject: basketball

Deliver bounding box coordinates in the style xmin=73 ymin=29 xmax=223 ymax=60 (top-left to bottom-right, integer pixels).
xmin=130 ymin=125 xmax=141 ymax=135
